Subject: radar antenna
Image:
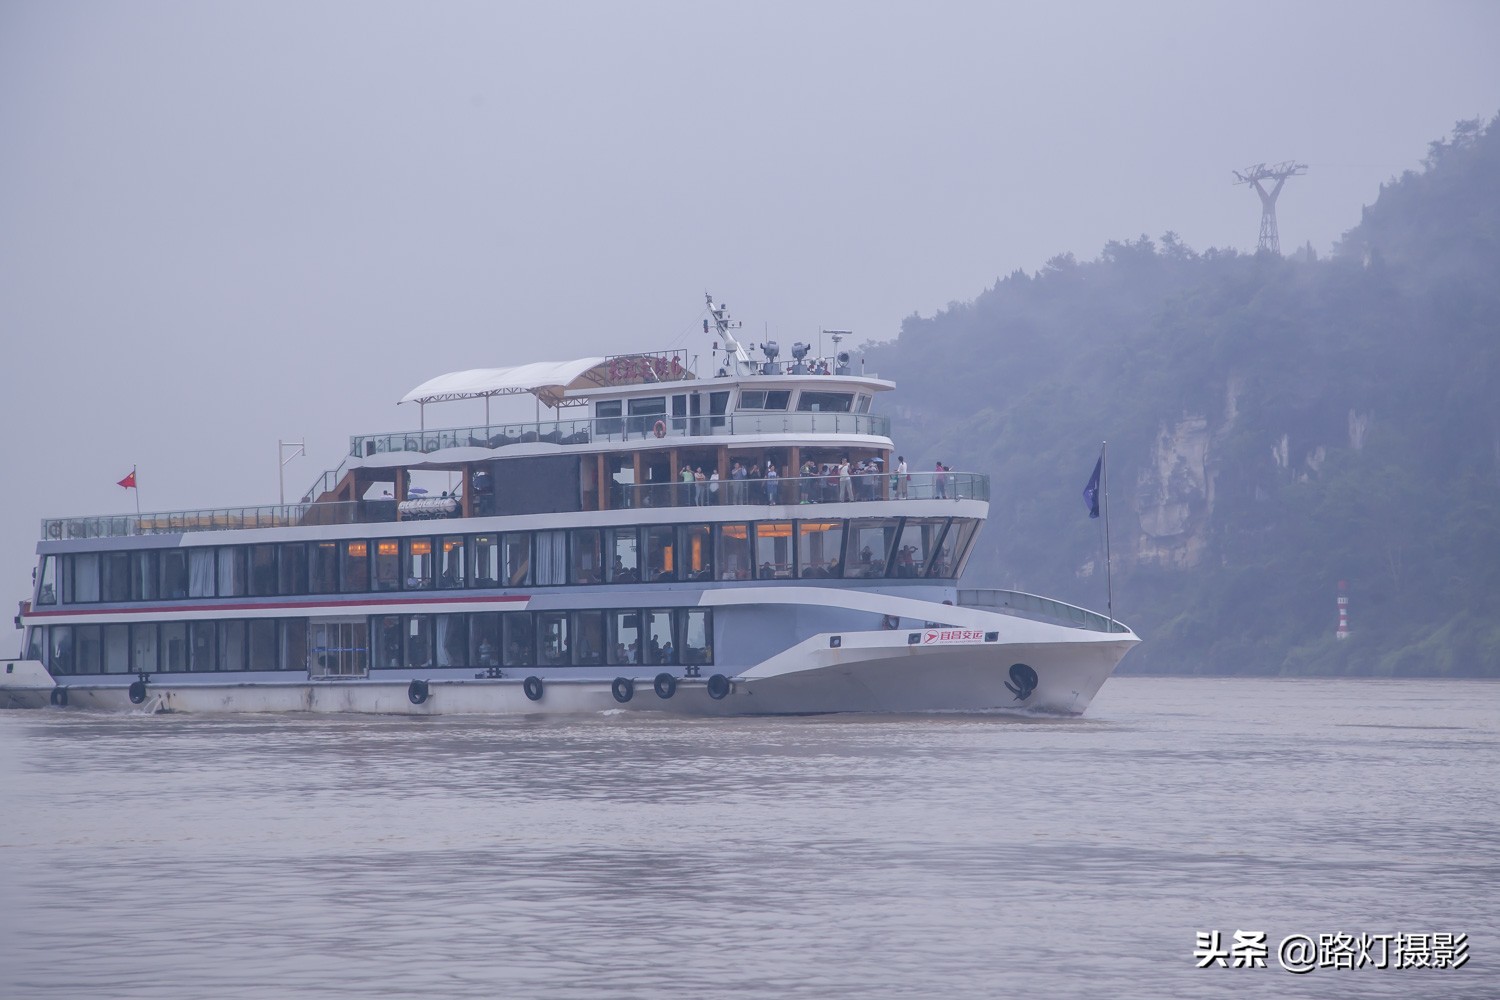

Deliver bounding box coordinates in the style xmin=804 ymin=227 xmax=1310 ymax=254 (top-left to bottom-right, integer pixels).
xmin=1233 ymin=161 xmax=1307 ymax=255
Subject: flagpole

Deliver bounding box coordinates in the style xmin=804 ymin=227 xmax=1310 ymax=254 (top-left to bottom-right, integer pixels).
xmin=132 ymin=466 xmax=140 ymax=518
xmin=1101 ymin=442 xmax=1114 ymax=628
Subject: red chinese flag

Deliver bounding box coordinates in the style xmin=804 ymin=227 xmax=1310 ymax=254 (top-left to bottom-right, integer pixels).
xmin=117 ymin=470 xmax=137 ymax=490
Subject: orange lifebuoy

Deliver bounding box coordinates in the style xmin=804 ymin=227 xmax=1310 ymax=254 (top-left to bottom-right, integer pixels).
xmin=653 ymin=420 xmax=666 ymax=438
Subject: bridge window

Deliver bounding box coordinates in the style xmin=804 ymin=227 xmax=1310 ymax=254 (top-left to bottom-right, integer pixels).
xmin=796 ymin=391 xmax=853 ymax=412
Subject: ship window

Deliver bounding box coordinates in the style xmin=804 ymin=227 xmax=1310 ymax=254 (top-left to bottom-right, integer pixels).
xmin=373 ymin=615 xmax=404 ymax=669
xmin=596 ymin=399 xmax=624 ymax=436
xmin=716 ymin=523 xmax=752 ymax=581
xmin=189 ymin=620 xmax=217 ymax=671
xmin=73 ymin=624 xmax=101 ymax=673
xmin=503 ymin=613 xmax=535 ymax=666
xmin=130 ymin=551 xmax=159 ymax=601
xmin=571 ymin=610 xmax=605 ymax=665
xmin=570 ymin=528 xmax=602 ymax=585
xmin=671 ymin=394 xmax=688 ymax=432
xmin=739 ymin=390 xmax=790 ymax=410
xmin=101 ymin=552 xmax=131 ymax=602
xmin=278 ymin=543 xmax=308 ymax=595
xmin=797 ymin=520 xmax=845 ymax=578
xmin=470 ymin=612 xmax=500 ymax=667
xmin=855 ymin=394 xmax=872 ymax=414
xmin=160 ymin=550 xmax=189 ymax=600
xmin=218 ymin=547 xmax=247 ymax=597
xmin=161 ymin=622 xmax=188 ymax=672
xmin=219 ymin=620 xmax=246 ymax=671
xmin=626 ymin=396 xmax=666 ymax=436
xmin=403 ymin=537 xmax=434 ymax=590
xmin=372 ymin=539 xmax=401 ymax=592
xmin=25 ymin=625 xmax=45 ymax=663
xmin=102 ymin=623 xmax=130 ymax=674
xmin=70 ymin=553 xmax=101 ymax=603
xmin=501 ymin=532 xmax=531 ymax=587
xmin=248 ymin=619 xmax=278 ymax=670
xmin=609 ymin=610 xmax=640 ymax=665
xmin=605 ymin=527 xmax=639 ymax=583
xmin=796 ymin=391 xmax=853 ymax=413
xmin=644 ymin=609 xmax=674 ymax=665
xmin=340 ymin=540 xmax=370 ymax=594
xmin=308 ymin=543 xmax=339 ymax=594
xmin=845 ymin=518 xmax=900 ymax=579
xmin=536 ymin=611 xmax=569 ymax=666
xmin=280 ymin=619 xmax=307 ymax=673
xmin=405 ymin=615 xmax=434 ymax=668
xmin=35 ymin=556 xmax=57 ymax=605
xmin=130 ymin=623 xmax=158 ymax=673
xmin=469 ymin=534 xmax=500 ymax=588
xmin=642 ymin=525 xmax=675 ymax=582
xmin=679 ymin=524 xmax=713 ymax=581
xmin=753 ymin=521 xmax=796 ymax=580
xmin=709 ymin=390 xmax=730 ymax=428
xmin=679 ymin=608 xmax=713 ymax=667
xmin=894 ymin=518 xmax=949 ymax=578
xmin=436 ymin=614 xmax=468 ymax=667
xmin=243 ymin=545 xmax=275 ymax=597
xmin=48 ymin=625 xmax=74 ymax=674
xmin=437 ymin=535 xmax=466 ymax=589
xmin=188 ymin=548 xmax=215 ymax=597
xmin=534 ymin=530 xmax=566 ymax=586
xmin=931 ymin=518 xmax=979 ymax=578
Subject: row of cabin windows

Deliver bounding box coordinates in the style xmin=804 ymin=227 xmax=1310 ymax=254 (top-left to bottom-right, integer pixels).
xmin=592 ymin=389 xmax=869 ymax=435
xmin=38 ymin=516 xmax=978 ymax=605
xmin=28 ymin=607 xmax=714 ymax=676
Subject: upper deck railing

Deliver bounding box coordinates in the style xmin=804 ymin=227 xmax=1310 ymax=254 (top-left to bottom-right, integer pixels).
xmin=41 ymin=501 xmax=365 ymax=541
xmin=349 ymin=411 xmax=892 ymax=460
xmin=41 ymin=472 xmax=987 ymax=541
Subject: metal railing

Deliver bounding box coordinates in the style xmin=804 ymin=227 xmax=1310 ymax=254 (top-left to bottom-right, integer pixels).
xmin=348 ymin=411 xmax=892 ymax=459
xmin=613 ymin=471 xmax=988 ymax=508
xmin=957 ymin=588 xmax=1130 ymax=634
xmin=41 ymin=473 xmax=987 ymax=540
xmin=42 ymin=501 xmax=366 ymax=541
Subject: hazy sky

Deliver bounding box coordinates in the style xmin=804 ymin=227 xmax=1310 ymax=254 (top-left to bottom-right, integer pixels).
xmin=2 ymin=0 xmax=1497 ymax=609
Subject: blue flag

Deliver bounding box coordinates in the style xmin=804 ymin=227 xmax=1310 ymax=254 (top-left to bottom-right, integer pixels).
xmin=1083 ymin=457 xmax=1101 ymax=519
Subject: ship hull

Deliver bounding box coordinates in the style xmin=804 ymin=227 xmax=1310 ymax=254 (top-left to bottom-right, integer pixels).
xmin=1 ymin=616 xmax=1134 ymax=717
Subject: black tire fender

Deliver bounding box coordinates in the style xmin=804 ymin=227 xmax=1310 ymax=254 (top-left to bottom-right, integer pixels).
xmin=128 ymin=680 xmax=148 ymax=704
xmin=653 ymin=673 xmax=677 ymax=699
xmin=407 ymin=679 xmax=429 ymax=705
xmin=612 ymin=677 xmax=634 ymax=703
xmin=523 ymin=675 xmax=544 ymax=702
xmin=706 ymin=674 xmax=731 ymax=700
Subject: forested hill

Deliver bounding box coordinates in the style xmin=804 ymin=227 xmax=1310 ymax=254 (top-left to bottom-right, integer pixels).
xmin=866 ymin=114 xmax=1500 ymax=676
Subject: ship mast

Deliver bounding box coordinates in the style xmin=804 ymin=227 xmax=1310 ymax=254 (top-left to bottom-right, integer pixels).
xmin=705 ymin=293 xmax=753 ymax=376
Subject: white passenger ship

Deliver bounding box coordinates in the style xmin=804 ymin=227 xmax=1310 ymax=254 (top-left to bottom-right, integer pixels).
xmin=3 ymin=298 xmax=1136 ymax=716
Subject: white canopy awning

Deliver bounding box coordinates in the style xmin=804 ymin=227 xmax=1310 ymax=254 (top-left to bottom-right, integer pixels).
xmin=400 ymin=358 xmax=609 ymax=409
xmin=401 ymin=354 xmax=697 ymax=410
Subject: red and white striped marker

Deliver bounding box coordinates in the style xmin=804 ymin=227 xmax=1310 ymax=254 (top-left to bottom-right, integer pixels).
xmin=1336 ymin=580 xmax=1350 ymax=640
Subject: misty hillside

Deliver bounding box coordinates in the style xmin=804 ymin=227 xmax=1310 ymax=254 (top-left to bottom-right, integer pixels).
xmin=867 ymin=114 xmax=1500 ymax=676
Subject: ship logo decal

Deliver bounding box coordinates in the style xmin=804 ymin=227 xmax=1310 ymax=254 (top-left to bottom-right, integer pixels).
xmin=1005 ymin=663 xmax=1038 ymax=701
